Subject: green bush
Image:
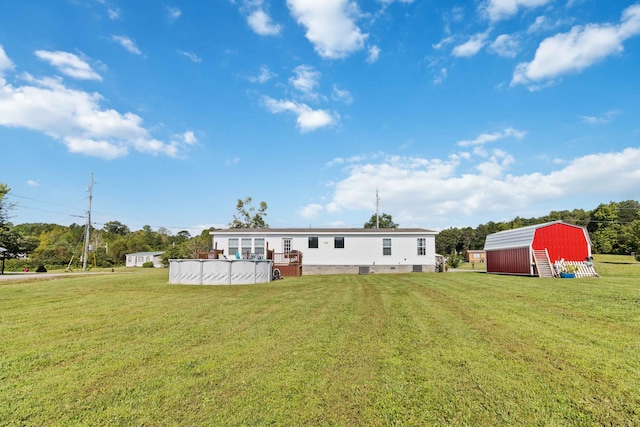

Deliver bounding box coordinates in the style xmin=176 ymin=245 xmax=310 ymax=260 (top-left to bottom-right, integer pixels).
xmin=446 ymin=253 xmax=464 ymax=269
xmin=4 ymin=258 xmax=34 ymax=272
xmin=142 ymin=261 xmax=155 ymax=268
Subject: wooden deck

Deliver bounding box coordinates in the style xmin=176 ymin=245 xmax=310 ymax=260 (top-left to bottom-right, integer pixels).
xmin=197 ymin=249 xmax=303 ymax=278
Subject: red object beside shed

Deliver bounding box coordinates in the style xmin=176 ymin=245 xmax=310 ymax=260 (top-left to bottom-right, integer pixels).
xmin=483 ymin=221 xmax=592 ymax=276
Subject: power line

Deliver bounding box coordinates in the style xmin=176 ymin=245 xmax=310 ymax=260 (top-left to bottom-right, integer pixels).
xmin=6 ymin=193 xmax=87 ymax=220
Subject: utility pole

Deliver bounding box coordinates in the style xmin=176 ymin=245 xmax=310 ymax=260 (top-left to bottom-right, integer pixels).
xmin=82 ymin=173 xmax=94 ymax=272
xmin=375 ymin=189 xmax=380 ymax=229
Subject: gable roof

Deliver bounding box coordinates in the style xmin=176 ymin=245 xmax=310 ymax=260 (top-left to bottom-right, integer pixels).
xmin=483 ymin=221 xmax=588 ymax=251
xmin=211 ymin=227 xmax=437 ymax=236
xmin=125 ymin=251 xmax=164 ymax=257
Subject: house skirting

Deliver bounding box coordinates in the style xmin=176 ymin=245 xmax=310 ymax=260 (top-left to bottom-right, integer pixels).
xmin=302 ymin=264 xmax=436 ymax=275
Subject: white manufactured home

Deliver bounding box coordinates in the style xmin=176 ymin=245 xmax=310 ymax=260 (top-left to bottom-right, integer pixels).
xmin=210 ymin=228 xmax=438 ymax=275
xmin=125 ymin=251 xmax=164 ymax=268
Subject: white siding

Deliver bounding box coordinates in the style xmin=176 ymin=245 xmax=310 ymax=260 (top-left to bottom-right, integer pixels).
xmin=212 ymin=229 xmax=437 ymax=267
xmin=125 ymin=251 xmax=164 ymax=267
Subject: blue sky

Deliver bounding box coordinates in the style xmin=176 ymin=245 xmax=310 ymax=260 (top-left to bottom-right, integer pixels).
xmin=1 ymin=0 xmax=639 ymax=235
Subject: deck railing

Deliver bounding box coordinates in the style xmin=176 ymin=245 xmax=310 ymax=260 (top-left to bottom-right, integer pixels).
xmin=272 ymin=251 xmax=302 ymax=265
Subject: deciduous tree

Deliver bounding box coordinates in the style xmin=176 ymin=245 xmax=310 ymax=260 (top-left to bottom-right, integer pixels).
xmin=364 ymin=213 xmax=398 ymax=229
xmin=0 ymin=184 xmax=38 ymax=271
xmin=230 ymin=197 xmax=269 ymax=229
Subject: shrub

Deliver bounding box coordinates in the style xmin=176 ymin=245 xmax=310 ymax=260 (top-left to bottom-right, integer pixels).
xmin=142 ymin=261 xmax=155 ymax=268
xmin=4 ymin=258 xmax=34 ymax=272
xmin=446 ymin=254 xmax=464 ymax=269
xmin=35 ymin=265 xmax=48 ymax=273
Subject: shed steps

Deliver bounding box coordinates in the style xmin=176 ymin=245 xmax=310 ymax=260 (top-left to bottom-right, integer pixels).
xmin=533 ymin=249 xmax=556 ymax=278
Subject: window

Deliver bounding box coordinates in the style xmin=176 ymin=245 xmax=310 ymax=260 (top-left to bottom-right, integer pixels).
xmin=254 ymin=238 xmax=265 ymax=256
xmin=417 ymin=238 xmax=426 ymax=256
xmin=241 ymin=238 xmax=252 ymax=257
xmin=383 ymin=238 xmax=392 ymax=256
xmin=229 ymin=238 xmax=239 ymax=257
xmin=283 ymin=238 xmax=292 ymax=253
xmin=308 ymin=236 xmax=318 ymax=249
xmin=334 ymin=237 xmax=345 ymax=249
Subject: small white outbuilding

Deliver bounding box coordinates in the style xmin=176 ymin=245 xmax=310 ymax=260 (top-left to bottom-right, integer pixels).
xmin=125 ymin=251 xmax=164 ymax=268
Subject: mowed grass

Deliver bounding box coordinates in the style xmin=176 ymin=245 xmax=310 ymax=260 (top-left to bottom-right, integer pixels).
xmin=1 ymin=257 xmax=640 ymax=426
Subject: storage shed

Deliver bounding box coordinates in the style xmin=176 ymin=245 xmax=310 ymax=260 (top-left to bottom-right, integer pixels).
xmin=484 ymin=221 xmax=594 ymax=277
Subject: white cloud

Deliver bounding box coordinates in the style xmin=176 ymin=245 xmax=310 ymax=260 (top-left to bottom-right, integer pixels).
xmin=527 ymin=15 xmax=573 ymax=34
xmin=452 ymin=32 xmax=489 ymax=57
xmin=248 ymin=65 xmax=276 ymax=83
xmin=332 ymin=84 xmax=353 ymax=104
xmin=289 ymin=65 xmax=321 ymax=97
xmin=483 ymin=0 xmax=552 ymax=22
xmin=579 ymin=110 xmax=620 ymax=124
xmin=0 ymin=51 xmax=194 ymax=159
xmin=237 ymin=1 xmax=281 ymax=36
xmin=367 ymin=45 xmax=380 ymax=63
xmin=247 ymin=9 xmax=282 ymax=36
xmin=287 ymin=0 xmax=368 ymax=59
xmin=178 ymin=50 xmax=202 ymax=63
xmin=319 ymin=147 xmax=640 ymax=229
xmin=489 ymin=34 xmax=520 ymax=57
xmin=298 ymin=203 xmax=324 ymax=219
xmin=180 ymin=131 xmax=198 ymax=145
xmin=34 ymin=50 xmax=102 ymax=81
xmin=108 ymin=8 xmax=120 ymax=20
xmin=166 ymin=6 xmax=181 ymax=22
xmin=262 ymin=96 xmax=338 ymax=132
xmin=27 ymin=180 xmax=39 ymax=187
xmin=528 ymin=15 xmax=547 ymax=33
xmin=226 ymin=156 xmax=241 ymax=166
xmin=433 ymin=67 xmax=447 ymax=85
xmin=111 ymin=35 xmax=142 ymax=55
xmin=512 ymin=4 xmax=640 ymax=87
xmin=457 ymin=127 xmax=526 ymax=148
xmin=0 ymin=45 xmax=15 ymax=73
xmin=433 ymin=36 xmax=454 ymax=50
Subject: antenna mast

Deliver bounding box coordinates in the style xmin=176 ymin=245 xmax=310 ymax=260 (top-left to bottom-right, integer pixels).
xmin=375 ymin=189 xmax=380 ymax=229
xmin=82 ymin=173 xmax=94 ymax=271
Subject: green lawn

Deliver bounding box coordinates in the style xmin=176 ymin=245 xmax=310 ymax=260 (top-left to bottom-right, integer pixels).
xmin=1 ymin=258 xmax=640 ymax=426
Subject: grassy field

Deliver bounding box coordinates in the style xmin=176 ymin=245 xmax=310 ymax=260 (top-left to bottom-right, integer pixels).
xmin=1 ymin=256 xmax=639 ymax=426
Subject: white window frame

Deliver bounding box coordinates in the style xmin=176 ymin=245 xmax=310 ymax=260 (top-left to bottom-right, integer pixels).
xmin=417 ymin=238 xmax=426 ymax=256
xmin=383 ymin=238 xmax=392 ymax=256
xmin=254 ymin=238 xmax=265 ymax=256
xmin=241 ymin=238 xmax=252 ymax=258
xmin=229 ymin=238 xmax=239 ymax=257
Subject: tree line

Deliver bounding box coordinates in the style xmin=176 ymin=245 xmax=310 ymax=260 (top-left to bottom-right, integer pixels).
xmin=435 ymin=200 xmax=640 ymax=260
xmin=2 ymin=184 xmax=639 ymax=271
xmin=0 ymin=194 xmax=267 ymax=271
